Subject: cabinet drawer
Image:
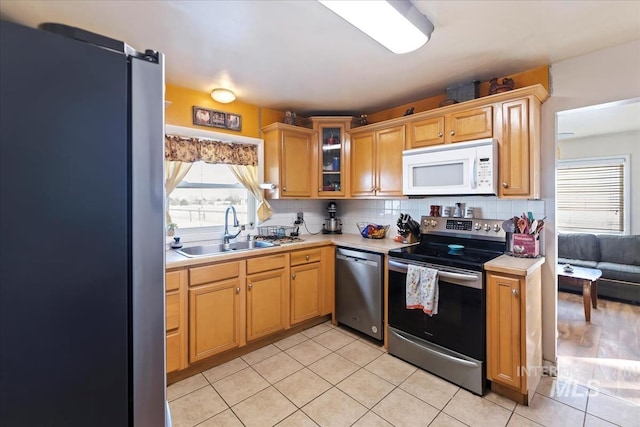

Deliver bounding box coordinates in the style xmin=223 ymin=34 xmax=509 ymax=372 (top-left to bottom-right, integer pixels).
xmin=166 ymin=270 xmax=182 ymax=292
xmin=247 ymin=254 xmax=286 ymax=275
xmin=166 ymin=293 xmax=180 ymax=331
xmin=166 ymin=331 xmax=181 ymax=373
xmin=189 ymin=261 xmax=240 ymax=286
xmin=290 ymin=249 xmax=322 ymax=266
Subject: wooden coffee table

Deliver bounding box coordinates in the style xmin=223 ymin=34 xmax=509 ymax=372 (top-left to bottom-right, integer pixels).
xmin=557 ymin=264 xmax=602 ymax=321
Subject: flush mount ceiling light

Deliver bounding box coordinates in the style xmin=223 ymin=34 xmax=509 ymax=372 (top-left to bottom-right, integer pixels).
xmin=318 ymin=0 xmax=434 ymax=54
xmin=211 ymin=88 xmax=236 ymax=103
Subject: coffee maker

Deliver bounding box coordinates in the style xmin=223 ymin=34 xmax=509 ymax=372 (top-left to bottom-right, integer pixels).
xmin=322 ymin=201 xmax=342 ymax=234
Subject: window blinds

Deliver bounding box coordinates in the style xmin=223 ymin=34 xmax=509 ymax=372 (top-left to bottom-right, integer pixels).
xmin=557 ymin=162 xmax=624 ymax=233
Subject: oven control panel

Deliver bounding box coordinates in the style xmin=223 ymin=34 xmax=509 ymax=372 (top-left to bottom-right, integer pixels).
xmin=420 ymin=216 xmax=506 ymax=239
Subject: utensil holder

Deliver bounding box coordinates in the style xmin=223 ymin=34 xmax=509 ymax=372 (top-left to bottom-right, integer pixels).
xmin=511 ymin=234 xmax=540 ymax=257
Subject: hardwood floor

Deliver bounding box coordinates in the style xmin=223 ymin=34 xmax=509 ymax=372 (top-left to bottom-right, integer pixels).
xmin=557 ymin=291 xmax=640 ymax=405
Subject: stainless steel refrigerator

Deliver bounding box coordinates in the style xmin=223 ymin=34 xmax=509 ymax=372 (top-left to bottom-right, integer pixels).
xmin=0 ymin=20 xmax=167 ymax=426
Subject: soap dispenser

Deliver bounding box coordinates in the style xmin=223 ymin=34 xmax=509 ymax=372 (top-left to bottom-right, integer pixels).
xmin=170 ymin=237 xmax=183 ymax=249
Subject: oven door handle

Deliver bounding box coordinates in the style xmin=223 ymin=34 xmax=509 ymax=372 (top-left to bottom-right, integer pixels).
xmin=388 ymin=260 xmax=478 ymax=281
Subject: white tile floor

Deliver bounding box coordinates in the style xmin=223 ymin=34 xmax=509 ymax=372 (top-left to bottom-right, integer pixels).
xmin=168 ymin=321 xmax=640 ymax=427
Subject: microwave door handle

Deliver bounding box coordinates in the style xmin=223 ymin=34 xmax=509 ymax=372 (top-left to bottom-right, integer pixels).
xmin=470 ymin=156 xmax=477 ymax=189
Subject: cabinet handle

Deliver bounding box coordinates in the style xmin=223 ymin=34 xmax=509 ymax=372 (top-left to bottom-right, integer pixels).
xmin=305 ymin=255 xmax=310 ymax=261
xmin=283 ymin=187 xmax=287 ymax=192
xmin=248 ymin=283 xmax=253 ymax=290
xmin=292 ymin=273 xmax=296 ymax=279
xmin=236 ymin=287 xmax=240 ymax=294
xmin=512 ymin=289 xmax=518 ymax=296
xmin=450 ymin=131 xmax=455 ymax=136
xmin=438 ymin=132 xmax=443 ymax=137
xmin=502 ymin=182 xmax=509 ymax=188
xmin=371 ymin=187 xmax=376 ymax=192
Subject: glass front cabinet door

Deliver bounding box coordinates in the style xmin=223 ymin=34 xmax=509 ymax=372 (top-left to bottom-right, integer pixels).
xmin=312 ymin=117 xmax=351 ymax=198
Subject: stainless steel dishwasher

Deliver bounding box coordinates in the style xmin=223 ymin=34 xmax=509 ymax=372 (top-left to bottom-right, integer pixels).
xmin=335 ymin=247 xmax=383 ymax=341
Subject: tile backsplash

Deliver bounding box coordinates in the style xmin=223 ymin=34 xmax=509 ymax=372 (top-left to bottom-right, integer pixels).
xmin=260 ymin=197 xmax=545 ymax=237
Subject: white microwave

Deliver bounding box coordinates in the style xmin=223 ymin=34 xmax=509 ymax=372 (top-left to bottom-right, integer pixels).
xmin=402 ymin=138 xmax=498 ymax=196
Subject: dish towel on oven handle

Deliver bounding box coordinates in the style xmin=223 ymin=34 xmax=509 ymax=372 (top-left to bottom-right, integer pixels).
xmin=406 ymin=264 xmax=439 ymax=316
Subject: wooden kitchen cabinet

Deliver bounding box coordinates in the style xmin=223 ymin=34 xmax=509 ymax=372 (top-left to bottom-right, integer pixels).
xmin=320 ymin=245 xmax=335 ymax=317
xmin=497 ymin=97 xmax=541 ymax=198
xmin=407 ymin=107 xmax=492 ymax=148
xmin=290 ymin=248 xmax=322 ymax=324
xmin=349 ymin=125 xmax=405 ymax=197
xmin=188 ymin=261 xmax=244 ymax=363
xmin=312 ymin=117 xmax=351 ymax=198
xmin=262 ymin=122 xmax=317 ymax=198
xmin=246 ymin=254 xmax=289 ymax=341
xmin=166 ymin=269 xmax=187 ymax=373
xmin=448 ymin=106 xmax=493 ymax=143
xmin=486 ymin=264 xmax=542 ymax=405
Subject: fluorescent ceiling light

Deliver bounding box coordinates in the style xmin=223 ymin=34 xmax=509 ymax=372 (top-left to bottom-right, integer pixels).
xmin=318 ymin=0 xmax=434 ymax=54
xmin=211 ymin=88 xmax=236 ymax=103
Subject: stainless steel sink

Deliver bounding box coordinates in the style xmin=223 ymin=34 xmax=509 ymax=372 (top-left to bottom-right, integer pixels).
xmin=175 ymin=240 xmax=276 ymax=257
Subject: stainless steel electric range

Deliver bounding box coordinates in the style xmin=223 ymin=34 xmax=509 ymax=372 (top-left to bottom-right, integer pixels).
xmin=387 ymin=216 xmax=507 ymax=395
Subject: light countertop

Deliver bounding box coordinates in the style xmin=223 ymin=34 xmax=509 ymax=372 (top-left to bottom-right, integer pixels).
xmin=484 ymin=254 xmax=546 ymax=277
xmin=166 ymin=233 xmax=414 ymax=269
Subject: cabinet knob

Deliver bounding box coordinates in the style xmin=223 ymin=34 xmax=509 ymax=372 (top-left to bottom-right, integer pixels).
xmin=248 ymin=283 xmax=253 ymax=290
xmin=305 ymin=255 xmax=310 ymax=261
xmin=512 ymin=289 xmax=518 ymax=296
xmin=283 ymin=187 xmax=287 ymax=192
xmin=502 ymin=182 xmax=508 ymax=188
xmin=292 ymin=273 xmax=296 ymax=279
xmin=318 ymin=187 xmax=322 ymax=192
xmin=438 ymin=132 xmax=443 ymax=137
xmin=236 ymin=287 xmax=240 ymax=294
xmin=450 ymin=131 xmax=455 ymax=136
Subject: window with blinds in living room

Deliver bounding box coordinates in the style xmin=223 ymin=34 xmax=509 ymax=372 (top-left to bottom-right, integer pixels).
xmin=557 ymin=156 xmax=629 ymax=234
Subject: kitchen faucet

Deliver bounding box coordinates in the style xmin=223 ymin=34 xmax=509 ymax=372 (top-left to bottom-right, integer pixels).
xmin=223 ymin=205 xmax=242 ymax=244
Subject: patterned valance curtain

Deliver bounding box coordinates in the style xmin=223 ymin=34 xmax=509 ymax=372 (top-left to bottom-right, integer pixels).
xmin=164 ymin=134 xmax=257 ymax=166
xmin=164 ymin=134 xmax=272 ymax=222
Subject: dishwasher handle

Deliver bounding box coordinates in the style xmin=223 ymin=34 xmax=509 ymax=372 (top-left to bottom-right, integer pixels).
xmin=336 ymin=253 xmax=379 ymax=267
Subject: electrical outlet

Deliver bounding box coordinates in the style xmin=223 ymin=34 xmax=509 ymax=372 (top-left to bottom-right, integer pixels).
xmin=296 ymin=212 xmax=304 ymax=223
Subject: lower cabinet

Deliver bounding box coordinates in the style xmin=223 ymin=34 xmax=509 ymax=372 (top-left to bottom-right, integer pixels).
xmin=486 ymin=266 xmax=542 ymax=405
xmin=290 ymin=248 xmax=322 ymax=325
xmin=168 ymin=244 xmax=334 ymax=375
xmin=246 ymin=254 xmax=288 ymax=341
xmin=188 ymin=261 xmax=243 ymax=363
xmin=166 ymin=269 xmax=187 ymax=373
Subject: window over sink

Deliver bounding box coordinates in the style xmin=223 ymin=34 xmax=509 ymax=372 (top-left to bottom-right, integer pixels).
xmin=168 ymin=161 xmax=256 ymax=229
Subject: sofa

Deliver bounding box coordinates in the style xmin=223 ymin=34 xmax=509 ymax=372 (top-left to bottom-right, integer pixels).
xmin=557 ymin=233 xmax=640 ymax=304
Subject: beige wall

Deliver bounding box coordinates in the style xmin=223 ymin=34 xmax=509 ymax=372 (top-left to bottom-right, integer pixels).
xmin=541 ymin=39 xmax=640 ymax=364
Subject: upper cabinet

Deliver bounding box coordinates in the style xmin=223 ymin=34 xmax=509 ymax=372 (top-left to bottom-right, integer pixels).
xmin=262 ymin=123 xmax=316 ymax=199
xmin=311 ymin=117 xmax=351 ymax=198
xmin=349 ymin=125 xmax=405 ymax=197
xmin=261 ymin=85 xmax=547 ymax=200
xmin=496 ymin=96 xmax=542 ymax=199
xmin=404 ymin=85 xmax=548 ymax=199
xmin=407 ymin=106 xmax=493 ymax=148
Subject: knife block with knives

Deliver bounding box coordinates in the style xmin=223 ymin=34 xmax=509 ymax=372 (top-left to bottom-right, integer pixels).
xmin=396 ymin=213 xmax=420 ymax=243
